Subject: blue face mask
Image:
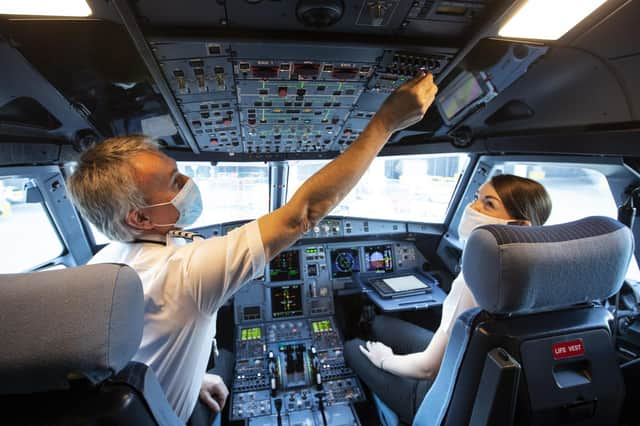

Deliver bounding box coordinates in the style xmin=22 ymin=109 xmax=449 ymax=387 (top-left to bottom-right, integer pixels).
xmin=145 ymin=178 xmax=203 ymax=228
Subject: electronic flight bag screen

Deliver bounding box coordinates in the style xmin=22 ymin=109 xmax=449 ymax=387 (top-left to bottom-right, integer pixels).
xmin=330 ymin=248 xmax=361 ymax=278
xmin=269 ymin=249 xmax=301 ymax=282
xmin=364 ymin=244 xmax=394 ymax=273
xmin=271 ymin=285 xmax=303 ymax=319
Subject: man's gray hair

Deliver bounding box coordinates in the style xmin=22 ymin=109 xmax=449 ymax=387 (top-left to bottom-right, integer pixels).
xmin=67 ymin=135 xmax=160 ymax=242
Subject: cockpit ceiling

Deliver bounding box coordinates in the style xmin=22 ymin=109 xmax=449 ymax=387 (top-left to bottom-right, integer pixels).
xmin=95 ymin=0 xmax=494 ymax=41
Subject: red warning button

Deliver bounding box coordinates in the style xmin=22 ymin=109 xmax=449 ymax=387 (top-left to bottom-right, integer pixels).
xmin=552 ymin=339 xmax=585 ymax=360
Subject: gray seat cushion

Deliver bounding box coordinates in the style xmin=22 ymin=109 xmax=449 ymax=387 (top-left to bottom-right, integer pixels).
xmin=0 ymin=263 xmax=144 ymax=394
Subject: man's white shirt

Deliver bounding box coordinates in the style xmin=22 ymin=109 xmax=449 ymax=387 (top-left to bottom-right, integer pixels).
xmin=89 ymin=221 xmax=265 ymax=421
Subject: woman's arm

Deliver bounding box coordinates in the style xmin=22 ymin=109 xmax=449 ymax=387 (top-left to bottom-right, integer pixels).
xmin=359 ymin=324 xmax=449 ymax=380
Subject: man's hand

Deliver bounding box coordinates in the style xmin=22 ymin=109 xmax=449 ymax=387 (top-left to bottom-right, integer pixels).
xmin=199 ymin=373 xmax=229 ymax=413
xmin=359 ymin=340 xmax=394 ymax=369
xmin=376 ymin=72 xmax=438 ymax=134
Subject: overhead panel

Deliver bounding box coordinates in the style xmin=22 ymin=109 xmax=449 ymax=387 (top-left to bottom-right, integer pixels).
xmin=151 ymin=40 xmax=453 ymax=155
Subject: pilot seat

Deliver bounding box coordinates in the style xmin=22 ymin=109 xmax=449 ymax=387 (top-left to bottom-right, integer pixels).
xmin=374 ymin=216 xmax=633 ymax=426
xmin=0 ymin=263 xmax=183 ymax=426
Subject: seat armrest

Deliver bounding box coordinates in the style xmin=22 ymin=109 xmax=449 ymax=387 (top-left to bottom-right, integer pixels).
xmin=414 ymin=308 xmax=483 ymax=426
xmin=469 ymin=348 xmax=520 ymax=426
xmin=112 ymin=362 xmax=184 ymax=426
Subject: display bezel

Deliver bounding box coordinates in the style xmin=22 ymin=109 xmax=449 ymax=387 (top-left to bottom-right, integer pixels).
xmin=268 ymin=249 xmax=302 ymax=282
xmin=363 ymin=244 xmax=394 ymax=273
xmin=270 ymin=284 xmax=304 ymax=319
xmin=330 ymin=247 xmax=361 ymax=279
xmin=436 ymin=70 xmax=496 ymax=125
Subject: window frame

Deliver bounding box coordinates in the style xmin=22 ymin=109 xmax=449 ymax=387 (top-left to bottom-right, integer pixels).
xmin=0 ymin=165 xmax=92 ymax=270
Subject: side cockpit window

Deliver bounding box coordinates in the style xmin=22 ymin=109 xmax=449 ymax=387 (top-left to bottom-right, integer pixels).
xmin=0 ymin=177 xmax=64 ymax=272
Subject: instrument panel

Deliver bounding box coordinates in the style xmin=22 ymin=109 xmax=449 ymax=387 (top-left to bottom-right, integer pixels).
xmin=233 ymin=237 xmax=422 ymax=324
xmin=222 ymin=217 xmax=428 ymax=425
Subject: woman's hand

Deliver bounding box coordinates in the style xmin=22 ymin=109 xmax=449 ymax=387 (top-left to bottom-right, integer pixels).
xmin=359 ymin=340 xmax=394 ymax=369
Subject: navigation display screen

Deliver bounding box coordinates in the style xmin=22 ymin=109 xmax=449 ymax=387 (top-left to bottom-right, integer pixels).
xmin=330 ymin=248 xmax=360 ymax=278
xmin=364 ymin=244 xmax=394 ymax=273
xmin=271 ymin=285 xmax=303 ymax=318
xmin=269 ymin=249 xmax=301 ymax=282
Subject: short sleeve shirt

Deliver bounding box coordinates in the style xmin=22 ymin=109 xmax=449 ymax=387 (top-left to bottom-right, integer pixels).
xmin=88 ymin=221 xmax=265 ymax=421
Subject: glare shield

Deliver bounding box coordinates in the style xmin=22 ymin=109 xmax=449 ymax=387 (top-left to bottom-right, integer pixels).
xmin=498 ymin=0 xmax=607 ymax=40
xmin=0 ymin=0 xmax=92 ymax=17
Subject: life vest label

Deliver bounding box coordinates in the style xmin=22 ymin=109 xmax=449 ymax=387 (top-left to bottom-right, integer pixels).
xmin=552 ymin=339 xmax=585 ymax=360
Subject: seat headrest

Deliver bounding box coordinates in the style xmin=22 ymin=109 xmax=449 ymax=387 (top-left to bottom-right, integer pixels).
xmin=462 ymin=216 xmax=634 ymax=315
xmin=0 ymin=263 xmax=144 ymax=394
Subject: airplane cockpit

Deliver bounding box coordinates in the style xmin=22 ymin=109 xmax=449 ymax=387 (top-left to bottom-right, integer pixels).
xmin=1 ymin=1 xmax=640 ymax=425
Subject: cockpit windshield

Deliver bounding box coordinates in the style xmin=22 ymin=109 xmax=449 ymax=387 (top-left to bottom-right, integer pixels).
xmin=287 ymin=154 xmax=469 ymax=223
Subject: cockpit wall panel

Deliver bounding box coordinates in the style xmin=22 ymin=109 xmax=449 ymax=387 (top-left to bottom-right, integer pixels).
xmin=463 ymin=47 xmax=632 ymax=135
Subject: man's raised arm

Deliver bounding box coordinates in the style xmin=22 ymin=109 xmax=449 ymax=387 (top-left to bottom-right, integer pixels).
xmin=258 ymin=72 xmax=438 ymax=260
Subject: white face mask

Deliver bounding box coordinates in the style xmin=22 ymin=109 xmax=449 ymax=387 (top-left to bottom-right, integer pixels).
xmin=144 ymin=178 xmax=203 ymax=228
xmin=457 ymin=204 xmax=512 ymax=243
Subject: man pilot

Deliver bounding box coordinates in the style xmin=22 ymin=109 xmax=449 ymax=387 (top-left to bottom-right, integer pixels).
xmin=67 ymin=72 xmax=437 ymax=423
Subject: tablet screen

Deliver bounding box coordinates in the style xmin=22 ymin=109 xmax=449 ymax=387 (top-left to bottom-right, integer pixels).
xmin=382 ymin=275 xmax=428 ymax=292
